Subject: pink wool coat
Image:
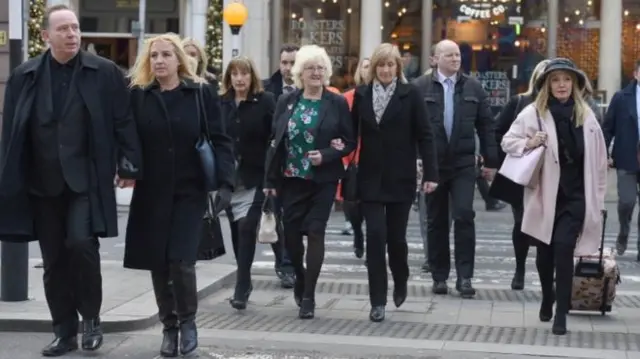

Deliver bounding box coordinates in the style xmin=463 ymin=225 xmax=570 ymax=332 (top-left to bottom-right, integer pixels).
xmin=501 ymin=103 xmax=607 ymax=256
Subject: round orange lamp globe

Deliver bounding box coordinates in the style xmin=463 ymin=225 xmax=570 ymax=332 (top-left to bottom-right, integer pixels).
xmin=223 ymin=2 xmax=249 ymax=33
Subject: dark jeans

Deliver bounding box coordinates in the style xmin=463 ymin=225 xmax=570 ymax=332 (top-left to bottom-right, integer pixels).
xmin=427 ymin=166 xmax=476 ymax=281
xmin=32 ymin=187 xmax=102 ymax=338
xmin=615 ymin=169 xmax=640 ymax=251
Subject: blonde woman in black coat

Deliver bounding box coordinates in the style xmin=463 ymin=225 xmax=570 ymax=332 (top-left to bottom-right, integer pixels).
xmin=123 ymin=33 xmax=235 ymax=357
xmin=350 ymin=43 xmax=438 ymax=322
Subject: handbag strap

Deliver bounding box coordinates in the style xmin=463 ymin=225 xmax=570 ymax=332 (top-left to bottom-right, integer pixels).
xmin=535 ymin=109 xmax=543 ymax=131
xmin=205 ymin=193 xmax=217 ymax=218
xmin=196 ymin=85 xmax=211 ymax=141
xmin=262 ymin=194 xmax=275 ymax=213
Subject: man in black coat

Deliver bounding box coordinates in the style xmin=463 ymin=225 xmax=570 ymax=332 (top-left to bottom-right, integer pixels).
xmin=0 ymin=5 xmax=141 ymax=356
xmin=261 ymin=43 xmax=299 ymax=289
xmin=413 ymin=39 xmax=498 ymax=299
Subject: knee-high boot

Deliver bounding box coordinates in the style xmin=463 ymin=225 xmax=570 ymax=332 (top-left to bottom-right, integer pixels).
xmin=553 ymin=244 xmax=575 ymax=335
xmin=535 ymin=245 xmax=555 ymax=322
xmin=283 ymin=227 xmax=305 ymax=307
xmin=151 ymin=269 xmax=179 ymax=357
xmin=169 ymin=261 xmax=198 ymax=355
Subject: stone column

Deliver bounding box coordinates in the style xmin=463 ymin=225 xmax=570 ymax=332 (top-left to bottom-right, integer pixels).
xmin=546 ymin=0 xmax=558 ymax=58
xmin=270 ymin=0 xmax=283 ymax=73
xmin=359 ymin=0 xmax=381 ymax=59
xmin=420 ymin=0 xmax=433 ymax=73
xmin=190 ymin=0 xmax=207 ymax=49
xmin=598 ymin=0 xmax=622 ymax=99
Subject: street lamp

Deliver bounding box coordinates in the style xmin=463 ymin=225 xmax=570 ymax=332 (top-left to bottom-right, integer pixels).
xmin=223 ymin=1 xmax=248 ymax=57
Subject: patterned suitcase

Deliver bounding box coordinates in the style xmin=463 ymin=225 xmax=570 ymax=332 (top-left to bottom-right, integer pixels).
xmin=569 ymin=210 xmax=621 ymax=315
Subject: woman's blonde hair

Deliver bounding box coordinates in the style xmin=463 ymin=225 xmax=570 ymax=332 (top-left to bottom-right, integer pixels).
xmin=535 ymin=69 xmax=590 ymax=127
xmin=353 ymin=58 xmax=370 ymax=86
xmin=521 ymin=59 xmax=550 ymax=96
xmin=290 ymin=45 xmax=333 ymax=89
xmin=128 ymin=33 xmax=205 ymax=88
xmin=182 ymin=37 xmax=216 ymax=81
xmin=368 ymin=43 xmax=408 ymax=84
xmin=220 ymin=56 xmax=264 ymax=96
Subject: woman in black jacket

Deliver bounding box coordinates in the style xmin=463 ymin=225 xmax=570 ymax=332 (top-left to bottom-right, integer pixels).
xmin=123 ymin=33 xmax=235 ymax=357
xmin=351 ymin=43 xmax=438 ymax=323
xmin=219 ymin=56 xmax=277 ymax=310
xmin=264 ymin=45 xmax=356 ymax=320
xmin=493 ymin=59 xmax=549 ymax=290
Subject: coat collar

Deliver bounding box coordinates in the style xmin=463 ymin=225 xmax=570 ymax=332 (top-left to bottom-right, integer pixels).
xmin=354 ymin=82 xmax=411 ymax=127
xmin=23 ymin=49 xmax=100 ymax=75
xmin=221 ymin=89 xmax=261 ymax=104
xmin=144 ymin=77 xmax=203 ymax=92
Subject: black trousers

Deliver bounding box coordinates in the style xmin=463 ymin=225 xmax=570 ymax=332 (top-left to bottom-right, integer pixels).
xmin=362 ymin=201 xmax=412 ymax=306
xmin=427 ymin=166 xmax=476 ymax=281
xmin=32 ymin=187 xmax=102 ymax=338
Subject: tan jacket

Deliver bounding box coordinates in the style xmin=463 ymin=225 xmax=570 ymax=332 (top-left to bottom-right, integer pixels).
xmin=501 ymin=104 xmax=607 ymax=255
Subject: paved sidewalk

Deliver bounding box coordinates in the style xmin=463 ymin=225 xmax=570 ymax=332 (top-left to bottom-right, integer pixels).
xmin=196 ymin=275 xmax=640 ymax=359
xmin=0 ymin=259 xmax=236 ymax=332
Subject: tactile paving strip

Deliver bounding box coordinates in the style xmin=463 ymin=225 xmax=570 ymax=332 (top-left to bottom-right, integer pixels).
xmin=245 ymin=280 xmax=640 ymax=307
xmin=197 ymin=312 xmax=640 ymax=350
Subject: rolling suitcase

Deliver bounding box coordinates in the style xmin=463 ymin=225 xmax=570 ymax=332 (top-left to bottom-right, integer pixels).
xmin=569 ymin=210 xmax=621 ymax=315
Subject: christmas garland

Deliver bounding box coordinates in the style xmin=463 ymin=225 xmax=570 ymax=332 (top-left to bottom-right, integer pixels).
xmin=205 ymin=0 xmax=223 ymax=74
xmin=28 ymin=0 xmax=47 ymax=58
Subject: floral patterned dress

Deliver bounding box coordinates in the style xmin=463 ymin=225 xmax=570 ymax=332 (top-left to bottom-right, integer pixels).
xmin=284 ymin=98 xmax=320 ymax=179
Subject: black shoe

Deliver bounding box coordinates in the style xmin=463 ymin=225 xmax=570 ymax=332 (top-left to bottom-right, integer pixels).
xmin=616 ymin=235 xmax=628 ymax=256
xmin=230 ymin=284 xmax=253 ymax=310
xmin=421 ymin=261 xmax=430 ymax=273
xmin=160 ymin=327 xmax=179 ymax=357
xmin=552 ymin=314 xmax=567 ymax=335
xmin=179 ymin=320 xmax=198 ymax=355
xmin=393 ymin=282 xmax=407 ymax=308
xmin=299 ymin=298 xmax=315 ymax=319
xmin=432 ymin=281 xmax=449 ymax=295
xmin=486 ymin=202 xmax=507 ymax=211
xmin=41 ymin=337 xmax=78 ymax=357
xmin=456 ymin=278 xmax=476 ymax=298
xmin=81 ymin=318 xmax=103 ymax=351
xmin=369 ymin=305 xmax=385 ymax=322
xmin=293 ymin=278 xmax=305 ymax=307
xmin=354 ymin=246 xmax=364 ymax=259
xmin=278 ymin=271 xmax=296 ymax=289
xmin=511 ymin=272 xmax=525 ymax=290
xmin=539 ymin=293 xmax=555 ymax=322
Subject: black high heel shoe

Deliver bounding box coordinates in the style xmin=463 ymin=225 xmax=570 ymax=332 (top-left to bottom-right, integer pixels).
xmin=229 ymin=284 xmax=253 ymax=310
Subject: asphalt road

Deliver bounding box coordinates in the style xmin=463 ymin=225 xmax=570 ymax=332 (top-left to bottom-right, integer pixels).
xmin=7 ymin=200 xmax=640 ymax=291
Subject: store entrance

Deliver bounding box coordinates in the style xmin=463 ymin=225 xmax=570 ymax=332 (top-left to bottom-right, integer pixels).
xmin=81 ymin=37 xmax=138 ymax=70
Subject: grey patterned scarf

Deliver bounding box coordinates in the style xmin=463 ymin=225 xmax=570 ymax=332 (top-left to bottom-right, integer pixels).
xmin=372 ymin=78 xmax=397 ymax=124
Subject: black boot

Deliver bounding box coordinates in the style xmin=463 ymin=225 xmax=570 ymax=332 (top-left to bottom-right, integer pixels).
xmin=81 ymin=318 xmax=103 ymax=351
xmin=152 ymin=269 xmax=179 ymax=357
xmin=41 ymin=336 xmax=78 ymax=357
xmin=170 ymin=262 xmax=199 ymax=356
xmin=535 ymin=245 xmax=555 ymax=322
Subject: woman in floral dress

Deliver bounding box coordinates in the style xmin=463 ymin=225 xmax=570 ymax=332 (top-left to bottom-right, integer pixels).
xmin=264 ymin=45 xmax=356 ymax=319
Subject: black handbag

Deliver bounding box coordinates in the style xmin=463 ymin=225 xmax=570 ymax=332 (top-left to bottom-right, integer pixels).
xmin=194 ymin=86 xmax=218 ymax=192
xmin=197 ymin=194 xmax=226 ymax=260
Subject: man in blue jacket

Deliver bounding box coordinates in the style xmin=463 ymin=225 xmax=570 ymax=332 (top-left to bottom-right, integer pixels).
xmin=603 ymin=60 xmax=640 ymax=261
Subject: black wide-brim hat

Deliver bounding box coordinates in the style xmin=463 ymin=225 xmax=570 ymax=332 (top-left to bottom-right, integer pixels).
xmin=534 ymin=57 xmax=588 ymax=92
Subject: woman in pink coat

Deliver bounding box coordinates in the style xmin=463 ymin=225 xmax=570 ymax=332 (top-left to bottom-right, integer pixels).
xmin=501 ymin=58 xmax=607 ymax=336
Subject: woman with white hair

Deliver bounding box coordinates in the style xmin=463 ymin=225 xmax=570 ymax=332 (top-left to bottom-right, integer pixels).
xmin=264 ymin=45 xmax=356 ymax=319
xmin=502 ymin=58 xmax=607 ymax=335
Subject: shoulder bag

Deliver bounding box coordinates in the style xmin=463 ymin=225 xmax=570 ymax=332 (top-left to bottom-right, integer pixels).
xmin=498 ymin=110 xmax=546 ymax=189
xmin=194 ymin=85 xmax=218 ymax=192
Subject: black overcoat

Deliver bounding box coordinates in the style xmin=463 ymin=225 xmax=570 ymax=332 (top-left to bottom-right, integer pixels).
xmin=351 ymin=82 xmax=438 ymax=203
xmin=0 ymin=50 xmax=142 ymax=242
xmin=123 ymin=80 xmax=235 ymax=271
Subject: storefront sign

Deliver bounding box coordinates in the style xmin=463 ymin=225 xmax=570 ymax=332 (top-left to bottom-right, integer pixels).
xmin=458 ymin=4 xmax=506 ymax=19
xmin=471 ymin=71 xmax=510 ymax=107
xmin=290 ymin=19 xmax=346 ymax=69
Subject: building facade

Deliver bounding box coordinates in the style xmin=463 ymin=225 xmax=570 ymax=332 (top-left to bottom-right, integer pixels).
xmin=260 ymin=0 xmax=635 ymax=106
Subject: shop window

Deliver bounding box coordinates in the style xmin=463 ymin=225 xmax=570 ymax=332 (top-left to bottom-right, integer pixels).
xmin=79 ymin=0 xmax=180 ymax=34
xmin=622 ymin=0 xmax=640 ymax=88
xmin=383 ymin=0 xmax=423 ymax=81
xmin=433 ymin=0 xmax=547 ymax=112
xmin=557 ymin=0 xmax=601 ymax=84
xmin=281 ymin=0 xmax=361 ymax=90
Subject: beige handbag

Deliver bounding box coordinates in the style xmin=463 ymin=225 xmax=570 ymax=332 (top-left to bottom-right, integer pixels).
xmin=257 ymin=196 xmax=279 ymax=244
xmin=498 ymin=110 xmax=545 ymax=189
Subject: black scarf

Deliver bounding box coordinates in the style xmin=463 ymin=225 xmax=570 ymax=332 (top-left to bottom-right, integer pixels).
xmin=548 ymin=96 xmax=582 ymax=164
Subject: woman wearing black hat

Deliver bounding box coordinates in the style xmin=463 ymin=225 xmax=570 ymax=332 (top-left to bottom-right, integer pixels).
xmin=501 ymin=58 xmax=608 ymax=335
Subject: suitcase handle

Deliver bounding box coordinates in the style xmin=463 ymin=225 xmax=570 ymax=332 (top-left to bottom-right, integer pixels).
xmin=575 ymin=210 xmax=607 ymax=278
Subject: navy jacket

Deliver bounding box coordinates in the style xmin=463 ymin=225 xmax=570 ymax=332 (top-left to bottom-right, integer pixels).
xmin=603 ymin=81 xmax=640 ymax=172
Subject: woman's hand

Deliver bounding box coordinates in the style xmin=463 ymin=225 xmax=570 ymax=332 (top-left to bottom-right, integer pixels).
xmin=331 ymin=138 xmax=345 ymax=151
xmin=526 ymin=131 xmax=547 ymax=149
xmin=263 ymin=188 xmax=277 ymax=196
xmin=307 ymin=150 xmax=323 ymax=166
xmin=114 ymin=175 xmax=135 ymax=188
xmin=423 ymin=181 xmax=438 ymax=194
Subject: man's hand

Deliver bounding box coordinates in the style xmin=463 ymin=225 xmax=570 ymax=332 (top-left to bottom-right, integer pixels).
xmin=482 ymin=167 xmax=496 ymax=181
xmin=114 ymin=175 xmax=135 ymax=188
xmin=263 ymin=188 xmax=277 ymax=196
xmin=423 ymin=181 xmax=438 ymax=194
xmin=307 ymin=150 xmax=323 ymax=166
xmin=331 ymin=138 xmax=345 ymax=151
